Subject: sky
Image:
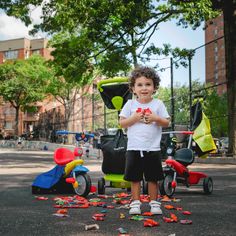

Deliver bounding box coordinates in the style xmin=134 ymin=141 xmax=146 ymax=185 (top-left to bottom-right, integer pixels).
xmin=0 ymin=10 xmax=206 ymax=88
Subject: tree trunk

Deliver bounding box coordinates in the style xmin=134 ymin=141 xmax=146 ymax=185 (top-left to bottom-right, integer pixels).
xmin=15 ymin=106 xmax=20 ymax=137
xmin=223 ymin=1 xmax=236 ymax=155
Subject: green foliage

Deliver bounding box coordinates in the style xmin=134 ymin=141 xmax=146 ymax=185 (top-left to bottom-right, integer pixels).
xmin=0 ymin=55 xmax=53 ymax=109
xmin=157 ymin=82 xmax=228 ymax=137
xmin=204 ymin=90 xmax=228 ymax=137
xmin=1 ymin=0 xmax=219 ymax=78
xmin=0 ymin=55 xmax=54 ymax=134
xmin=106 ymin=110 xmax=119 ymax=128
xmin=157 ymin=80 xmax=205 ymax=125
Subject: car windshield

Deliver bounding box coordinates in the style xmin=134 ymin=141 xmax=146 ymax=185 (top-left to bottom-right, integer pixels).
xmin=220 ymin=137 xmax=228 ymax=147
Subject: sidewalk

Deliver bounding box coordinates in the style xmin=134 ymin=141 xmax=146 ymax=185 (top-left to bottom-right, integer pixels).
xmin=1 ymin=139 xmax=235 ymax=164
xmin=195 ymin=155 xmax=236 ymax=164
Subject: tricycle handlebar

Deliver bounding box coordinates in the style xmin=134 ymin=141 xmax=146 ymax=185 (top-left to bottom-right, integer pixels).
xmin=97 ymin=77 xmax=129 ymax=92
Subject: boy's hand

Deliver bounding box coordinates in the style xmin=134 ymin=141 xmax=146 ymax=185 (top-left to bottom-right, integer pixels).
xmin=132 ymin=110 xmax=144 ymax=123
xmin=144 ymin=110 xmax=157 ymax=124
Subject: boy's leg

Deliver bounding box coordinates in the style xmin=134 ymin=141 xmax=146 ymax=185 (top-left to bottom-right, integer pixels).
xmin=129 ymin=181 xmax=141 ymax=215
xmin=144 ymin=151 xmax=163 ymax=215
xmin=148 ymin=181 xmax=157 ymax=201
xmin=131 ymin=181 xmax=141 ymax=200
xmin=124 ymin=151 xmax=143 ymax=215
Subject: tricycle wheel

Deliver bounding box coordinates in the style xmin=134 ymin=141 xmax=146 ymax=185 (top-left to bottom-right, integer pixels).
xmin=98 ymin=177 xmax=105 ymax=194
xmin=160 ymin=174 xmax=175 ymax=197
xmin=203 ymin=177 xmax=213 ymax=194
xmin=74 ymin=173 xmax=91 ymax=197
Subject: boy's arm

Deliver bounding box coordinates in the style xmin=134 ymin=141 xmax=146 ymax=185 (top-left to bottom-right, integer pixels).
xmin=144 ymin=113 xmax=170 ymax=127
xmin=154 ymin=116 xmax=170 ymax=127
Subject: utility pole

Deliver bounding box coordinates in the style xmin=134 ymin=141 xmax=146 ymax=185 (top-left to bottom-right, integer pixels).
xmin=170 ymin=57 xmax=175 ymax=130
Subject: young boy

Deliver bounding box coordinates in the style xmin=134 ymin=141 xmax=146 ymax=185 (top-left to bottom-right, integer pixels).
xmin=119 ymin=66 xmax=170 ymax=215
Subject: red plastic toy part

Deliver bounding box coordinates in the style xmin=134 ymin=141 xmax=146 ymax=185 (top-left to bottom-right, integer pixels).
xmin=181 ymin=131 xmax=194 ymax=135
xmin=136 ymin=108 xmax=152 ymax=114
xmin=188 ymin=171 xmax=207 ymax=184
xmin=136 ymin=108 xmax=142 ymax=113
xmin=74 ymin=147 xmax=83 ymax=157
xmin=54 ymin=148 xmax=75 ymax=165
xmin=144 ymin=108 xmax=152 ymax=114
xmin=171 ymin=181 xmax=177 ymax=188
xmin=65 ymin=177 xmax=76 ymax=183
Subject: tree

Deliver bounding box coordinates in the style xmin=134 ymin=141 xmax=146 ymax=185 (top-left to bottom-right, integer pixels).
xmin=158 ymin=81 xmax=228 ymax=137
xmin=0 ymin=1 xmax=218 ymax=78
xmin=0 ymin=55 xmax=54 ymax=135
xmin=210 ymin=0 xmax=236 ymax=154
xmin=46 ymin=74 xmax=94 ymax=131
xmin=204 ymin=90 xmax=228 ymax=137
xmin=1 ymin=0 xmax=235 ymax=154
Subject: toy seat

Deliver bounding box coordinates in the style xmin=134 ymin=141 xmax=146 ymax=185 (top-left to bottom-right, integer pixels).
xmin=174 ymin=148 xmax=194 ymax=166
xmin=98 ymin=78 xmax=132 ymax=111
xmin=54 ymin=148 xmax=75 ymax=165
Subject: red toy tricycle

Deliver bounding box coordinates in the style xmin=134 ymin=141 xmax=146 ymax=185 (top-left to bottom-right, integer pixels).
xmin=160 ymin=130 xmax=213 ymax=197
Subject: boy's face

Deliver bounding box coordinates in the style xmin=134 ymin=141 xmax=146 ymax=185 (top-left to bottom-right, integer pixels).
xmin=132 ymin=76 xmax=155 ymax=102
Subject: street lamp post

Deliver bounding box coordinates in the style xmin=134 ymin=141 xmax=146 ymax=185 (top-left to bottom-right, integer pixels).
xmin=188 ymin=54 xmax=192 ymax=129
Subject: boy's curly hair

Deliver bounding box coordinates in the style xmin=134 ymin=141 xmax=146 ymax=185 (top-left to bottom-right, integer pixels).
xmin=129 ymin=66 xmax=160 ymax=91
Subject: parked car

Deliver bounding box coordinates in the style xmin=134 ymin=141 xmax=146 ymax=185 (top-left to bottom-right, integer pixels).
xmin=219 ymin=137 xmax=229 ymax=153
xmin=209 ymin=138 xmax=222 ymax=155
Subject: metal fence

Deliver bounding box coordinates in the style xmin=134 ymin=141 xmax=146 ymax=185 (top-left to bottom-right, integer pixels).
xmin=34 ymin=36 xmax=228 ymax=142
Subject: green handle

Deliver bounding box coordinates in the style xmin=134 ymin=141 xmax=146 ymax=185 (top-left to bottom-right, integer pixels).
xmin=97 ymin=77 xmax=129 ymax=92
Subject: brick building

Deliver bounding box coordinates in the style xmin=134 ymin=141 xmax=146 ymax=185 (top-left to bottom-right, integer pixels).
xmin=0 ymin=37 xmax=103 ymax=140
xmin=205 ymin=13 xmax=226 ymax=95
xmin=0 ymin=38 xmax=54 ymax=137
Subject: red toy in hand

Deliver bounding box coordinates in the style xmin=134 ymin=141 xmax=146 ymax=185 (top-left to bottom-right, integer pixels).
xmin=136 ymin=108 xmax=152 ymax=114
xmin=136 ymin=108 xmax=152 ymax=123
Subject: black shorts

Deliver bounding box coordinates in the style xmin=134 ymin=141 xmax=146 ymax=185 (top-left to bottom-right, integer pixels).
xmin=124 ymin=150 xmax=164 ymax=182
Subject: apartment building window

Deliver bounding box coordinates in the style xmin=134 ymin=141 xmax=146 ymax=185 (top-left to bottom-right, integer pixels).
xmin=214 ymin=28 xmax=218 ymax=37
xmin=5 ymin=121 xmax=13 ymax=129
xmin=4 ymin=50 xmax=18 ymax=60
xmin=32 ymin=49 xmax=40 ymax=55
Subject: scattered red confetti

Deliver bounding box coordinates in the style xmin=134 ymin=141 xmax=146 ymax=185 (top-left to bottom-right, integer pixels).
xmin=35 ymin=196 xmax=48 ymax=200
xmin=170 ymin=213 xmax=178 ymax=222
xmin=180 ymin=219 xmax=193 ymax=225
xmin=93 ymin=213 xmax=106 ymax=217
xmin=143 ymin=218 xmax=159 ymax=227
xmin=165 ymin=204 xmax=175 ymax=210
xmin=56 ymin=209 xmax=68 ymax=214
xmin=182 ymin=211 xmax=192 ymax=215
xmin=163 ymin=217 xmax=174 ymax=223
xmin=92 ymin=216 xmax=105 ymax=221
xmin=175 ymin=207 xmax=183 ymax=211
xmin=142 ymin=212 xmax=154 ymax=216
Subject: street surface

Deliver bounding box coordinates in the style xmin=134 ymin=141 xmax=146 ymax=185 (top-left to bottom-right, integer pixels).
xmin=0 ymin=149 xmax=236 ymax=236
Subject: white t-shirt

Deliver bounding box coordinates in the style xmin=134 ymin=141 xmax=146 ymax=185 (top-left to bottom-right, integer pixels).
xmin=119 ymin=99 xmax=170 ymax=151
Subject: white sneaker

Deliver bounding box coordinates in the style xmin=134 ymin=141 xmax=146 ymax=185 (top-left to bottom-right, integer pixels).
xmin=129 ymin=200 xmax=141 ymax=215
xmin=149 ymin=200 xmax=162 ymax=215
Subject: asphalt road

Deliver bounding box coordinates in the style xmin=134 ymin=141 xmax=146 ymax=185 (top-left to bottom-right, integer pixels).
xmin=1 ymin=149 xmax=236 ymax=236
